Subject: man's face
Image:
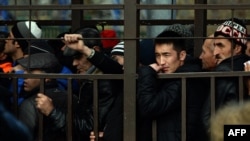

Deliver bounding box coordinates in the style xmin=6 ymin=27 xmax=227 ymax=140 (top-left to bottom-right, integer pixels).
xmin=246 ymin=41 xmax=250 ymax=56
xmin=155 ymin=43 xmax=185 ymax=73
xmin=4 ymin=31 xmax=17 ymax=55
xmin=23 ymin=69 xmax=43 ymax=92
xmin=73 ymin=54 xmax=92 ymax=74
xmin=213 ymin=35 xmax=238 ymax=65
xmin=199 ymin=38 xmax=217 ymax=70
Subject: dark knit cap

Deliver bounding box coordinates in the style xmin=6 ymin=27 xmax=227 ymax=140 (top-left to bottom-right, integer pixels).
xmin=111 ymin=41 xmax=124 ymax=56
xmin=17 ymin=53 xmax=61 ymax=73
xmin=166 ymin=24 xmax=193 ymax=38
xmin=23 ymin=40 xmax=54 ymax=55
xmin=165 ymin=24 xmax=194 ymax=56
xmin=11 ymin=21 xmax=42 ymax=51
xmin=214 ymin=18 xmax=248 ymax=48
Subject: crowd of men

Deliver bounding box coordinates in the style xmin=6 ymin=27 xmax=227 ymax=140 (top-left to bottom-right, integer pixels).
xmin=0 ymin=18 xmax=250 ymax=141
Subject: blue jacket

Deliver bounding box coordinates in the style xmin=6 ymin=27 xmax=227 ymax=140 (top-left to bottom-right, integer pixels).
xmin=10 ymin=66 xmax=78 ymax=105
xmin=57 ymin=66 xmax=79 ymax=92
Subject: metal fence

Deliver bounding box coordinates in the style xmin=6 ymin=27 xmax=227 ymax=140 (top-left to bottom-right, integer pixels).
xmin=2 ymin=71 xmax=249 ymax=141
xmin=1 ymin=0 xmax=250 ymax=141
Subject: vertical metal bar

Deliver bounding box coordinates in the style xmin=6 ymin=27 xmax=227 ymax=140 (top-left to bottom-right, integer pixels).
xmin=181 ymin=78 xmax=186 ymax=141
xmin=210 ymin=76 xmax=215 ymax=141
xmin=71 ymin=0 xmax=83 ymax=32
xmin=210 ymin=77 xmax=215 ymax=117
xmin=38 ymin=78 xmax=45 ymax=141
xmin=152 ymin=120 xmax=157 ymax=141
xmin=194 ymin=0 xmax=207 ymax=57
xmin=12 ymin=77 xmax=18 ymax=116
xmin=123 ymin=0 xmax=138 ymax=141
xmin=93 ymin=79 xmax=99 ymax=141
xmin=28 ymin=0 xmax=32 ymax=58
xmin=67 ymin=78 xmax=73 ymax=141
xmin=238 ymin=76 xmax=244 ymax=104
xmin=230 ymin=11 xmax=235 ymax=71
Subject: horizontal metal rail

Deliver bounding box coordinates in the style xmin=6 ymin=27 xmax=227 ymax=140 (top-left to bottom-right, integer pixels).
xmin=1 ymin=73 xmax=124 ymax=79
xmin=0 ymin=4 xmax=250 ymax=10
xmin=1 ymin=19 xmax=250 ymax=27
xmin=5 ymin=71 xmax=247 ymax=141
xmin=2 ymin=36 xmax=250 ymax=42
xmin=1 ymin=71 xmax=250 ymax=79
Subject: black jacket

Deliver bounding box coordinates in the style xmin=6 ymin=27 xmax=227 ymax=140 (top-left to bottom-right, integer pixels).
xmin=88 ymin=51 xmax=124 ymax=141
xmin=137 ymin=56 xmax=207 ymax=141
xmin=201 ymin=54 xmax=250 ymax=134
xmin=18 ymin=80 xmax=68 ymax=141
xmin=49 ymin=68 xmax=116 ymax=141
xmin=88 ymin=51 xmax=123 ymax=74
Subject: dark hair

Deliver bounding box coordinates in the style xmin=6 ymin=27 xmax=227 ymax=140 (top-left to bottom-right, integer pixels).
xmin=63 ymin=26 xmax=103 ymax=57
xmin=47 ymin=31 xmax=70 ymax=52
xmin=0 ymin=31 xmax=8 ymax=52
xmin=154 ymin=30 xmax=186 ymax=54
xmin=74 ymin=27 xmax=102 ymax=49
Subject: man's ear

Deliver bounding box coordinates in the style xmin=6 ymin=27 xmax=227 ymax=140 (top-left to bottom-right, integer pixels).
xmin=234 ymin=44 xmax=242 ymax=55
xmin=179 ymin=50 xmax=187 ymax=61
xmin=14 ymin=40 xmax=21 ymax=48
